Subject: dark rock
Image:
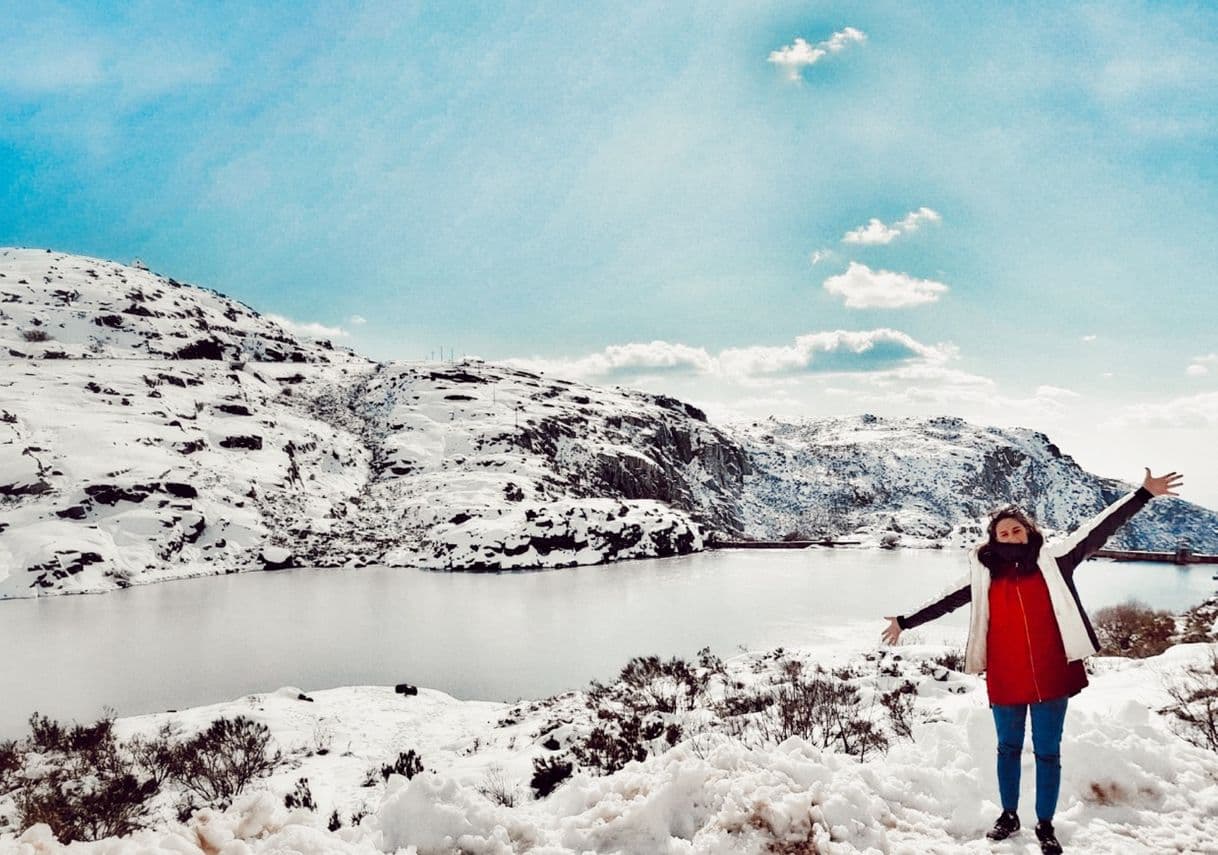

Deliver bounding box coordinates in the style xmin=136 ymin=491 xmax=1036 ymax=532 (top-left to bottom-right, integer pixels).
xmin=83 ymin=483 xmax=153 ymax=505
xmin=164 ymin=482 xmax=198 ymax=498
xmin=219 ymin=435 xmax=263 ymax=450
xmin=395 ymin=683 xmax=419 ymax=696
xmin=55 ymin=505 xmax=88 ymax=519
xmin=0 ymin=479 xmax=52 ymax=497
xmin=216 ymin=403 xmax=253 ymax=416
xmin=173 ymin=337 xmax=227 ymax=359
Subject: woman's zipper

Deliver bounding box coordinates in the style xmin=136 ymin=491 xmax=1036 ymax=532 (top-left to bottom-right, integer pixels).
xmin=1015 ymin=583 xmax=1044 ymax=702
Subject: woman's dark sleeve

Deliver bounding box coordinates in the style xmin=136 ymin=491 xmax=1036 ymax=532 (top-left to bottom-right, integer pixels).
xmin=897 ymin=583 xmax=971 ymax=630
xmin=1054 ymin=486 xmax=1154 ymax=577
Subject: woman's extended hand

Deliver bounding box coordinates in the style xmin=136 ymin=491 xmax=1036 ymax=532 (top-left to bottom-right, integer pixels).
xmin=881 ymin=616 xmax=902 ymax=646
xmin=1143 ymin=468 xmax=1184 ymax=497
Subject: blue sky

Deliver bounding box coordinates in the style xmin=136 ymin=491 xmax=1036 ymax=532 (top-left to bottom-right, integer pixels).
xmin=3 ymin=1 xmax=1217 ymax=507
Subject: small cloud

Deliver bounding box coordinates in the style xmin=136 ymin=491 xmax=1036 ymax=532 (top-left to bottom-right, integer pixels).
xmin=768 ymin=28 xmax=866 ymax=82
xmin=505 ymin=341 xmax=715 ymax=379
xmin=1081 ymin=334 xmax=1097 ymax=343
xmin=348 ymin=314 xmax=367 ymax=325
xmin=809 ymin=249 xmax=833 ymax=265
xmin=842 ymin=207 xmax=941 ymax=245
xmin=265 ymin=313 xmax=348 ymax=340
xmin=822 ymin=262 xmax=949 ymax=309
xmin=1186 ymin=353 xmax=1217 ymax=376
xmin=1035 ymin=385 xmax=1080 ymax=399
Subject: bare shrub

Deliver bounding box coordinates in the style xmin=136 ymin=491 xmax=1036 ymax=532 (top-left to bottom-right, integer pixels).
xmin=173 ymin=716 xmax=281 ymax=806
xmin=880 ymin=681 xmax=918 ymax=740
xmin=477 ymin=764 xmax=518 ymax=807
xmin=1093 ymin=599 xmax=1176 ymax=658
xmin=128 ymin=722 xmax=182 ymax=787
xmin=594 ymin=654 xmax=707 ymax=714
xmin=12 ymin=711 xmax=158 ymax=841
xmin=20 ymin=329 xmax=51 ymax=342
xmin=1180 ymin=597 xmax=1218 ymax=644
xmin=1162 ymin=647 xmax=1218 ymax=752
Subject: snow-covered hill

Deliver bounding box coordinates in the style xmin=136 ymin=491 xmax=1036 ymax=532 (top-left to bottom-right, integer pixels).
xmin=734 ymin=414 xmax=1218 ymax=551
xmin=2 ymin=247 xmax=1215 ymax=599
xmin=0 ymin=249 xmax=747 ymax=597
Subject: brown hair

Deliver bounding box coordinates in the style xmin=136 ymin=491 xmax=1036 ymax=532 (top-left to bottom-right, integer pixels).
xmin=976 ymin=505 xmax=1045 ymax=573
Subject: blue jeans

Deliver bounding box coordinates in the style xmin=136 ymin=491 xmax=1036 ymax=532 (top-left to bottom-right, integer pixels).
xmin=991 ymin=697 xmax=1068 ymax=822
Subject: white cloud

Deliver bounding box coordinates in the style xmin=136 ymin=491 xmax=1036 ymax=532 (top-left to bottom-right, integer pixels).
xmin=504 ymin=341 xmax=714 ymax=379
xmin=1035 ymin=385 xmax=1080 ymax=399
xmin=1108 ymin=391 xmax=1218 ymax=429
xmin=809 ymin=249 xmax=833 ymax=265
xmin=841 ymin=219 xmax=900 ymax=245
xmin=504 ymin=329 xmax=952 ymax=384
xmin=823 ymin=27 xmax=867 ymax=53
xmin=264 ymin=313 xmax=348 ymax=340
xmin=1082 ymin=334 xmax=1098 ymax=342
xmin=768 ymin=28 xmax=866 ymax=81
xmin=718 ymin=329 xmax=951 ymax=378
xmin=348 ymin=314 xmax=367 ymax=325
xmin=822 ymin=262 xmax=949 ymax=309
xmin=1186 ymin=353 xmax=1217 ymax=376
xmin=842 ymin=207 xmax=941 ymax=245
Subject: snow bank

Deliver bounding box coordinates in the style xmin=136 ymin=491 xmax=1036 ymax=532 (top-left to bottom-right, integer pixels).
xmin=3 ymin=644 xmax=1217 ymax=853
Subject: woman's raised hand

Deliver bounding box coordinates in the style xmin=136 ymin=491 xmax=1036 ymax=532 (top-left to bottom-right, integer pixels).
xmin=881 ymin=616 xmax=902 ymax=646
xmin=1143 ymin=468 xmax=1184 ymax=497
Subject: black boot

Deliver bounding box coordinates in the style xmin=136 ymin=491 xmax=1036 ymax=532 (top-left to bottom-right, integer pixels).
xmin=1035 ymin=820 xmax=1062 ymax=854
xmin=986 ymin=810 xmax=1020 ymax=841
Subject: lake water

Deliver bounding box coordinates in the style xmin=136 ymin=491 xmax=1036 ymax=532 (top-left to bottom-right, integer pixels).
xmin=1 ymin=548 xmax=1214 ymax=739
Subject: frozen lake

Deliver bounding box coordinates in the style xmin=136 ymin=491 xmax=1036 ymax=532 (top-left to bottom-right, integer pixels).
xmin=1 ymin=548 xmax=1214 ymax=739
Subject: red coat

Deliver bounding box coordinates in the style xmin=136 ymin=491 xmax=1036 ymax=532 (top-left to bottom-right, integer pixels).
xmin=985 ymin=566 xmax=1088 ymax=705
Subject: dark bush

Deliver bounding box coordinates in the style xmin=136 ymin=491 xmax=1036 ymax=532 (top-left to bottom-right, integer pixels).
xmin=174 ymin=715 xmax=281 ymax=806
xmin=530 ymin=755 xmax=573 ymax=798
xmin=380 ymin=749 xmax=423 ymax=781
xmin=21 ymin=329 xmax=51 ymax=342
xmin=0 ymin=739 xmax=21 ymax=791
xmin=570 ymin=709 xmax=652 ymax=775
xmin=16 ymin=769 xmax=157 ymax=841
xmin=363 ymin=749 xmax=424 ymax=786
xmin=930 ymin=649 xmax=965 ymax=672
xmin=880 ymin=681 xmax=918 ymax=740
xmin=284 ymin=776 xmax=316 ymax=811
xmin=13 ymin=711 xmax=157 ymax=841
xmin=1093 ymin=599 xmax=1176 ymax=658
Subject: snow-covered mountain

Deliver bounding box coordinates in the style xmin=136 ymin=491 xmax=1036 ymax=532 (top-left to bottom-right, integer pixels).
xmin=734 ymin=415 xmax=1218 ymax=551
xmin=2 ymin=248 xmax=1215 ymax=599
xmin=0 ymin=249 xmax=747 ymax=597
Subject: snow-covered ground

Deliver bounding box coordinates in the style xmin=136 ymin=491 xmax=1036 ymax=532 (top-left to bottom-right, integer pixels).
xmin=3 ymin=638 xmax=1217 ymax=854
